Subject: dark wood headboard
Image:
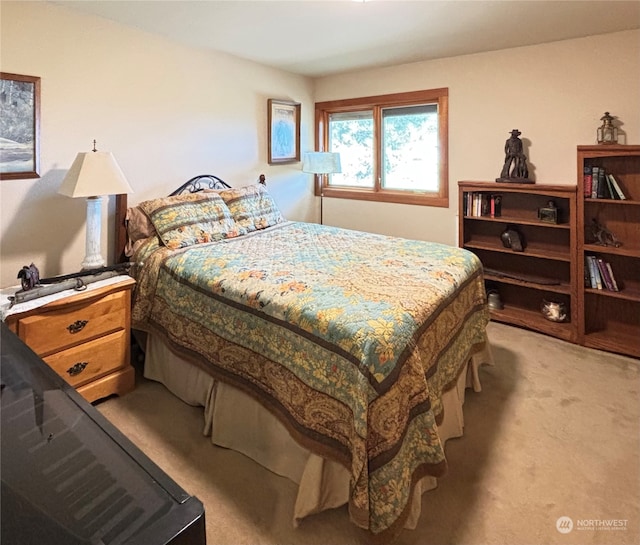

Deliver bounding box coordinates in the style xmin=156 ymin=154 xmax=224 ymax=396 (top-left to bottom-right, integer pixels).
xmin=114 ymin=174 xmax=266 ymax=264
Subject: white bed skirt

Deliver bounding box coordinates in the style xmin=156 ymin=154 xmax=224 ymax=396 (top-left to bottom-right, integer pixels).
xmin=143 ymin=333 xmax=493 ymax=530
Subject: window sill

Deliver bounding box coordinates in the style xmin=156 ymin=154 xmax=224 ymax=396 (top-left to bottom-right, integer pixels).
xmin=318 ymin=187 xmax=449 ymax=208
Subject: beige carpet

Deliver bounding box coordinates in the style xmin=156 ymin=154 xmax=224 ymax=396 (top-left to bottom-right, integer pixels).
xmin=97 ymin=322 xmax=640 ymax=545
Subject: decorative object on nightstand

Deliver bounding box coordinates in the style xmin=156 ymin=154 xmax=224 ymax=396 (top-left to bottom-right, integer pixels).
xmin=11 ymin=261 xmax=135 ymax=306
xmin=303 ymin=151 xmax=341 ymax=225
xmin=596 ymin=112 xmax=619 ymax=145
xmin=58 ymin=140 xmax=133 ymax=270
xmin=496 ymin=129 xmax=533 ymax=184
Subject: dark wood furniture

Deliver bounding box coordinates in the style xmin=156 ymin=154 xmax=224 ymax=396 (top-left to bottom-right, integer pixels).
xmin=0 ymin=322 xmax=206 ymax=545
xmin=576 ymin=145 xmax=640 ymax=358
xmin=5 ymin=277 xmax=136 ymax=403
xmin=458 ymin=181 xmax=578 ymax=343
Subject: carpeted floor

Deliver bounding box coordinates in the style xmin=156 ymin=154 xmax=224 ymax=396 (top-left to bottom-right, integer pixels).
xmin=97 ymin=322 xmax=640 ymax=545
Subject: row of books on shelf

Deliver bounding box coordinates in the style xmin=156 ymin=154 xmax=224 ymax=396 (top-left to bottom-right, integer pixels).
xmin=585 ymin=255 xmax=619 ymax=292
xmin=584 ymin=166 xmax=627 ymax=200
xmin=463 ymin=192 xmax=502 ymax=217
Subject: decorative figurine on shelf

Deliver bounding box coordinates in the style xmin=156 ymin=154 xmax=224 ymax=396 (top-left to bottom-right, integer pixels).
xmin=587 ymin=218 xmax=621 ymax=247
xmin=496 ymin=129 xmax=533 ymax=184
xmin=541 ymin=299 xmax=567 ymax=323
xmin=487 ymin=290 xmax=504 ymax=310
xmin=538 ymin=200 xmax=559 ymax=224
xmin=597 ymin=112 xmax=619 ymax=145
xmin=500 ymin=224 xmax=526 ymax=252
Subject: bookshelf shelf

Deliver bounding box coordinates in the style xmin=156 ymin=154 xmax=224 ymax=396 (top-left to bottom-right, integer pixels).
xmin=584 ymin=243 xmax=640 ymax=258
xmin=577 ymin=144 xmax=640 ymax=358
xmin=489 ymin=304 xmax=575 ymax=342
xmin=585 ymin=198 xmax=640 ymax=206
xmin=585 ymin=287 xmax=640 ymax=303
xmin=464 ymin=215 xmax=571 ymax=229
xmin=459 ymin=181 xmax=578 ymax=343
xmin=466 ymin=241 xmax=572 ymax=262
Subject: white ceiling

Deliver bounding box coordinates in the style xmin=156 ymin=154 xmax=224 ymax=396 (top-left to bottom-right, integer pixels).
xmin=54 ymin=0 xmax=640 ymax=77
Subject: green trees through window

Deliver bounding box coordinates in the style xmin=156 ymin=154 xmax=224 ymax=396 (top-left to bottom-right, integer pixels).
xmin=314 ymin=88 xmax=448 ymax=207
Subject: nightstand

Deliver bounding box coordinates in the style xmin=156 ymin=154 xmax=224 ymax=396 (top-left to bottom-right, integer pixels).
xmin=4 ymin=276 xmax=136 ymax=403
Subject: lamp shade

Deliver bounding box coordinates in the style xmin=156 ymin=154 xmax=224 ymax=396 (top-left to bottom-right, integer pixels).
xmin=58 ymin=151 xmax=133 ymax=198
xmin=302 ymin=152 xmax=341 ymax=175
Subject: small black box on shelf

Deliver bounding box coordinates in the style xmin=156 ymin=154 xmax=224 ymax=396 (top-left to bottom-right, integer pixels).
xmin=538 ymin=200 xmax=559 ymax=224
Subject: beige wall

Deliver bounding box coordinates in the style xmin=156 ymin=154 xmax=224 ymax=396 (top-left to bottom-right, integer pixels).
xmin=0 ymin=1 xmax=315 ymax=286
xmin=1 ymin=0 xmax=638 ymax=287
xmin=315 ymin=30 xmax=640 ymax=243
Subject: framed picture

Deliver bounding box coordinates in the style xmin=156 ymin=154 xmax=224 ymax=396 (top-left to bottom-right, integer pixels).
xmin=0 ymin=72 xmax=41 ymax=180
xmin=268 ymin=99 xmax=300 ymax=164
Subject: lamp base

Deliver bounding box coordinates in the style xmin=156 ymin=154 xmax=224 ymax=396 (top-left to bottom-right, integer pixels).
xmin=82 ymin=196 xmax=105 ymax=270
xmin=81 ymin=257 xmax=106 ymax=270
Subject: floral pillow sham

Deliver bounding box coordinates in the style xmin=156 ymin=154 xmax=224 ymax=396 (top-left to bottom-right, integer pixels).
xmin=219 ymin=183 xmax=285 ymax=233
xmin=138 ymin=192 xmax=245 ymax=249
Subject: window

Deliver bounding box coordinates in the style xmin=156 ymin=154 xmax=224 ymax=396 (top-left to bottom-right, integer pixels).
xmin=314 ymin=88 xmax=448 ymax=207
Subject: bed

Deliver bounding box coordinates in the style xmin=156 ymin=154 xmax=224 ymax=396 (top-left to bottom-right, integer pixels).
xmin=115 ymin=175 xmax=492 ymax=542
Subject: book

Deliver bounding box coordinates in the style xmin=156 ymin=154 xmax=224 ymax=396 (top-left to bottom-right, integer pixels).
xmin=591 ymin=166 xmax=599 ymax=199
xmin=587 ymin=255 xmax=602 ymax=289
xmin=604 ymin=261 xmax=620 ymax=292
xmin=604 ymin=175 xmax=618 ymax=200
xmin=583 ymin=166 xmax=592 ymax=198
xmin=584 ymin=256 xmax=592 ymax=288
xmin=607 ymin=174 xmax=627 ymax=200
xmin=481 ymin=194 xmax=490 ymax=216
xmin=597 ymin=166 xmax=607 ymax=198
xmin=596 ymin=258 xmax=615 ymax=291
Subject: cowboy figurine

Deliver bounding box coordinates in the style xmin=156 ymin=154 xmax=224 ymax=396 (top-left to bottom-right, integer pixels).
xmin=497 ymin=129 xmax=533 ymax=183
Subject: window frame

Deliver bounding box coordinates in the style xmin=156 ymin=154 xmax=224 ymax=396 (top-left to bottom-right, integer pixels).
xmin=314 ymin=88 xmax=449 ymax=207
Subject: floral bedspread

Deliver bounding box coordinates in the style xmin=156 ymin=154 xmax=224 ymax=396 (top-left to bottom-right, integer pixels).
xmin=132 ymin=221 xmax=489 ymax=539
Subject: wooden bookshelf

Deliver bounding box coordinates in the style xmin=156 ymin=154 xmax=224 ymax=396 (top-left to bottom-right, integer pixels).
xmin=459 ymin=181 xmax=578 ymax=343
xmin=577 ymin=145 xmax=640 ymax=358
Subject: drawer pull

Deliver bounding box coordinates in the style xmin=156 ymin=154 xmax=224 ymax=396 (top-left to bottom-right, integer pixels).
xmin=67 ymin=362 xmax=88 ymax=376
xmin=67 ymin=320 xmax=88 ymax=334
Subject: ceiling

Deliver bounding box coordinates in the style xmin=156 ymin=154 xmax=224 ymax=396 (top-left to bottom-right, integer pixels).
xmin=54 ymin=0 xmax=640 ymax=77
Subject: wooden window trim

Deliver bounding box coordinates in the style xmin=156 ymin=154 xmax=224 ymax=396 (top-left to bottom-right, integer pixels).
xmin=313 ymin=88 xmax=449 ymax=208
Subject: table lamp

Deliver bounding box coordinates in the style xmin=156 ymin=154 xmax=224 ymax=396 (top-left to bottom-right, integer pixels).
xmin=58 ymin=141 xmax=133 ymax=270
xmin=302 ymin=152 xmax=341 ymax=225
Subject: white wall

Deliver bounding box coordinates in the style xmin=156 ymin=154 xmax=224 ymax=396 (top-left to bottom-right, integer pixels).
xmin=315 ymin=30 xmax=640 ymax=244
xmin=0 ymin=1 xmax=315 ymax=286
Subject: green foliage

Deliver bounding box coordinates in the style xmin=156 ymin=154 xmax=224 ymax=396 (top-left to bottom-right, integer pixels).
xmin=329 ymin=110 xmax=438 ymax=189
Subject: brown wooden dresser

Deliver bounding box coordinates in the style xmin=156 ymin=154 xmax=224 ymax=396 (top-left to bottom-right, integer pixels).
xmin=5 ymin=276 xmax=136 ymax=403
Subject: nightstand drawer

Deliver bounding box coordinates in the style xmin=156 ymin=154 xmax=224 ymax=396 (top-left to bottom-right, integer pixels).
xmin=17 ymin=290 xmax=127 ymax=356
xmin=44 ymin=330 xmax=127 ymax=388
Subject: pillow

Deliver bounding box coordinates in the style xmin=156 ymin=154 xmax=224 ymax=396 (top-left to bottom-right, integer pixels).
xmin=138 ymin=192 xmax=244 ymax=249
xmin=124 ymin=206 xmax=157 ymax=257
xmin=126 ymin=206 xmax=157 ymax=243
xmin=219 ymin=184 xmax=285 ymax=232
